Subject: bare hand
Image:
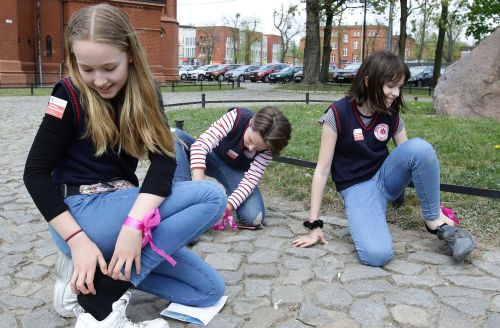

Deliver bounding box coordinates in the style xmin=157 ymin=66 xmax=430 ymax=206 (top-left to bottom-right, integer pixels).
xmin=293 ymin=228 xmax=328 ymax=248
xmin=108 ymin=225 xmax=142 ymax=281
xmin=68 ymin=233 xmax=108 ymax=295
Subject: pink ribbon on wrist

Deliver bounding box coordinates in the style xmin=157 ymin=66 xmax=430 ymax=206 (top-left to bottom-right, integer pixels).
xmin=123 ymin=208 xmax=176 ymax=266
xmin=440 ymin=205 xmax=460 ymax=225
xmin=213 ymin=208 xmax=237 ymax=231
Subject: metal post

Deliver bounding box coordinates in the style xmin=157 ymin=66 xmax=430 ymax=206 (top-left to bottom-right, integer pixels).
xmin=237 ymin=79 xmax=240 ymax=88
xmin=306 ymin=92 xmax=310 ymax=105
xmin=171 ymin=81 xmax=175 ymax=92
xmin=200 ymin=81 xmax=203 ymax=91
xmin=175 ymin=119 xmax=184 ymax=130
xmin=201 ymin=93 xmax=206 ymax=108
xmin=31 ymin=83 xmax=34 ymax=95
xmin=219 ymin=79 xmax=222 ymax=89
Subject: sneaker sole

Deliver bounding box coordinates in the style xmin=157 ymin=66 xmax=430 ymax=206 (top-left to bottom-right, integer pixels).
xmin=54 ymin=252 xmax=77 ymax=318
xmin=453 ymin=242 xmax=476 ymax=263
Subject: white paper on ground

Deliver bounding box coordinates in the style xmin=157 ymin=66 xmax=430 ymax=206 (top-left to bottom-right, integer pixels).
xmin=160 ymin=296 xmax=228 ymax=326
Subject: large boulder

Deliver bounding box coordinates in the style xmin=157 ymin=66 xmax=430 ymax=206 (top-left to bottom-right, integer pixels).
xmin=433 ymin=28 xmax=500 ymax=120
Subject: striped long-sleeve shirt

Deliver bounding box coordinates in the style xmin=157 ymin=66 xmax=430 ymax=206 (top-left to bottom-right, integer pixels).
xmin=190 ymin=109 xmax=273 ymax=210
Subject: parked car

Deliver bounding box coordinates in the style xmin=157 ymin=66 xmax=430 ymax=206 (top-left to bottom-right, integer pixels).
xmin=268 ymin=66 xmax=303 ymax=83
xmin=187 ymin=64 xmax=218 ymax=81
xmin=205 ymin=64 xmax=241 ymax=81
xmin=225 ymin=65 xmax=260 ymax=82
xmin=334 ymin=62 xmax=361 ymax=83
xmin=249 ymin=63 xmax=289 ymax=83
xmin=293 ymin=65 xmax=336 ymax=83
xmin=178 ymin=65 xmax=199 ymax=80
xmin=406 ymin=65 xmax=445 ymax=87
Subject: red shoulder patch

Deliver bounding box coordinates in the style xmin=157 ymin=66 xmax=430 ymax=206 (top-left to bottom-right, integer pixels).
xmin=45 ymin=96 xmax=67 ymax=119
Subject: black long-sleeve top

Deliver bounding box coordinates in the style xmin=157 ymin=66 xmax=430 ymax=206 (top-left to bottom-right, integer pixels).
xmin=24 ymin=83 xmax=176 ymax=222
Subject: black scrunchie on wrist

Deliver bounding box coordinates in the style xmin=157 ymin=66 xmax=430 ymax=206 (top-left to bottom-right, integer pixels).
xmin=303 ymin=219 xmax=324 ymax=230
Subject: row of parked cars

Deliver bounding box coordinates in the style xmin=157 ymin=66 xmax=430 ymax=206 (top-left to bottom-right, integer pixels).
xmin=178 ymin=63 xmax=444 ymax=86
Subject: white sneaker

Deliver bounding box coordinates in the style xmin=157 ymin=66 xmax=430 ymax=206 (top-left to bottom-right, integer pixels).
xmin=74 ymin=291 xmax=169 ymax=328
xmin=54 ymin=251 xmax=78 ymax=317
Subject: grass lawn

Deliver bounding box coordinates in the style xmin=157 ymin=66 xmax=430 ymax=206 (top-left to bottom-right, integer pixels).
xmin=167 ymin=102 xmax=500 ymax=246
xmin=0 ymin=87 xmax=53 ymax=96
xmin=275 ymin=83 xmax=434 ymax=98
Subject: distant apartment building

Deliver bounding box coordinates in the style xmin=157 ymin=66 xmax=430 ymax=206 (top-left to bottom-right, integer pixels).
xmin=195 ymin=26 xmax=239 ymax=65
xmin=179 ymin=25 xmax=196 ymax=65
xmin=263 ymin=34 xmax=282 ymax=64
xmin=300 ymin=24 xmax=415 ymax=67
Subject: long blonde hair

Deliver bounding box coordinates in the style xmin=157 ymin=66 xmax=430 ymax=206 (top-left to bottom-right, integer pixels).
xmin=65 ymin=3 xmax=174 ymax=158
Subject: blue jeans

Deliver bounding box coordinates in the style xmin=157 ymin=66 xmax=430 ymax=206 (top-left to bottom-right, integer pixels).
xmin=175 ymin=129 xmax=265 ymax=226
xmin=340 ymin=138 xmax=441 ymax=267
xmin=49 ymin=141 xmax=227 ymax=306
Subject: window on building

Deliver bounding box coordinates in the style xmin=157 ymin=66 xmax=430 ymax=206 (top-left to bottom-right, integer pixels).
xmin=353 ymin=41 xmax=358 ymax=50
xmin=343 ymin=33 xmax=348 ymax=43
xmin=354 ymin=31 xmax=360 ymax=37
xmin=45 ymin=35 xmax=52 ymax=58
xmin=331 ymin=54 xmax=336 ymax=63
xmin=331 ymin=41 xmax=337 ymax=49
xmin=343 ymin=47 xmax=348 ymax=57
xmin=353 ymin=55 xmax=358 ymax=62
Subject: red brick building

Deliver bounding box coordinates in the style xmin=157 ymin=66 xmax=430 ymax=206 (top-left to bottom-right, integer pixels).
xmin=263 ymin=34 xmax=282 ymax=64
xmin=300 ymin=24 xmax=416 ymax=67
xmin=195 ymin=26 xmax=238 ymax=65
xmin=0 ymin=0 xmax=178 ymax=85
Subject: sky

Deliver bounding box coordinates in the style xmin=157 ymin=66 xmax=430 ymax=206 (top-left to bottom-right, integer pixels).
xmin=177 ymin=0 xmax=379 ymax=36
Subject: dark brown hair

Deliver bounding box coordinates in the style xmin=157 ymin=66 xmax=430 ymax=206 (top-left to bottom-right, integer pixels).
xmin=252 ymin=106 xmax=292 ymax=156
xmin=348 ymin=50 xmax=410 ymax=114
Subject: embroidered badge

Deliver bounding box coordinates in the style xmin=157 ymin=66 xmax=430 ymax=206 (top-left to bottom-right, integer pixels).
xmin=374 ymin=123 xmax=389 ymax=141
xmin=226 ymin=149 xmax=239 ymax=159
xmin=45 ymin=96 xmax=67 ymax=119
xmin=353 ymin=128 xmax=364 ymax=141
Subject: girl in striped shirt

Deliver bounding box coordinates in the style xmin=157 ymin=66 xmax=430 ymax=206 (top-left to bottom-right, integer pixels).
xmin=176 ymin=106 xmax=291 ymax=229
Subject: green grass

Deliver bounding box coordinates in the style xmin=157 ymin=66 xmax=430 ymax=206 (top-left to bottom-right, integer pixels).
xmin=160 ymin=84 xmax=243 ymax=93
xmin=0 ymin=87 xmax=53 ymax=96
xmin=168 ymin=102 xmax=500 ymax=246
xmin=276 ymin=83 xmax=433 ymax=97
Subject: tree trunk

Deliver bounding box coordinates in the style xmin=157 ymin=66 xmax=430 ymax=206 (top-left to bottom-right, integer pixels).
xmin=398 ymin=0 xmax=408 ymax=59
xmin=303 ymin=0 xmax=321 ymax=85
xmin=433 ymin=0 xmax=448 ymax=87
xmin=320 ymin=2 xmax=334 ymax=84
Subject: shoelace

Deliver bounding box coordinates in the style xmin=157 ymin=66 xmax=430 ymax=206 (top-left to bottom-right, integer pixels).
xmin=213 ymin=208 xmax=237 ymax=231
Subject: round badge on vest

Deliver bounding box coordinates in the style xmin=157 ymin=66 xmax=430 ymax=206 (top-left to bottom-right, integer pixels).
xmin=374 ymin=123 xmax=389 ymax=141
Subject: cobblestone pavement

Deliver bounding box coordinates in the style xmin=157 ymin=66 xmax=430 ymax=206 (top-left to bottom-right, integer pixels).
xmin=1 ymin=93 xmax=499 ymax=328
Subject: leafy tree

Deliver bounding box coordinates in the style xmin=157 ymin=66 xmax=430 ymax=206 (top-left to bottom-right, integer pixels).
xmin=240 ymin=19 xmax=261 ymax=65
xmin=444 ymin=1 xmax=466 ymax=62
xmin=303 ymin=0 xmax=321 ymax=84
xmin=411 ymin=0 xmax=439 ymax=61
xmin=274 ymin=4 xmax=303 ymax=63
xmin=464 ymin=0 xmax=500 ymax=43
xmin=197 ymin=26 xmax=219 ymax=64
xmin=223 ymin=14 xmax=241 ymax=64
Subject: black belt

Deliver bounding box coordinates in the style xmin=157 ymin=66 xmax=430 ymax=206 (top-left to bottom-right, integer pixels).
xmin=59 ymin=184 xmax=82 ymax=198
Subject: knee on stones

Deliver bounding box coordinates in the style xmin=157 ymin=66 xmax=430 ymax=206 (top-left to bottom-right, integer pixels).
xmin=359 ymin=247 xmax=393 ymax=267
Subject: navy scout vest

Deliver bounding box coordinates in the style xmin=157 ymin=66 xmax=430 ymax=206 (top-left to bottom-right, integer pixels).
xmin=51 ymin=78 xmax=139 ymax=187
xmin=213 ymin=108 xmax=261 ymax=171
xmin=329 ymin=97 xmax=399 ymax=191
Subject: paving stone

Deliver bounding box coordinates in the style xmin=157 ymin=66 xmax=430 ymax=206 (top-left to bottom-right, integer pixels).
xmin=283 ymin=269 xmax=313 ymax=286
xmin=232 ymin=297 xmax=270 ymax=316
xmin=312 ymin=263 xmax=341 ymax=282
xmin=484 ymin=313 xmax=500 ymax=328
xmin=205 ymin=253 xmax=242 ymax=271
xmin=0 ymin=315 xmax=17 ymax=328
xmin=384 ymin=259 xmax=427 ymax=275
xmin=272 ymin=285 xmax=304 ymax=304
xmin=0 ymin=295 xmax=44 ymax=310
xmin=390 ymin=304 xmax=428 ymax=327
xmin=344 ymin=279 xmax=393 ymax=297
xmin=240 ymin=306 xmax=289 ymax=328
xmin=313 ymin=285 xmax=353 ymax=310
xmin=268 ymin=226 xmax=294 ymax=238
xmin=339 ymin=264 xmax=391 ymax=283
xmin=14 ymin=263 xmax=50 ymax=280
xmin=408 ymin=250 xmax=454 ymax=265
xmin=438 ymin=309 xmax=476 ymax=328
xmin=193 ymin=242 xmax=231 ymax=254
xmin=473 ymin=260 xmax=500 ymax=278
xmin=296 ymin=302 xmax=336 ymax=327
xmin=322 ymin=241 xmax=356 ymax=254
xmin=445 ymin=275 xmax=500 ymax=291
xmin=282 ymin=257 xmax=312 ymax=270
xmin=391 ymin=274 xmax=447 ymax=287
xmin=245 ymin=264 xmax=280 ymax=278
xmin=219 ymin=270 xmax=244 ymax=286
xmin=230 ymin=241 xmax=255 ymax=254
xmin=492 ymin=294 xmax=500 ymax=312
xmin=431 ymin=286 xmax=484 ymax=298
xmin=243 ymin=279 xmax=272 ymax=298
xmin=385 ymin=288 xmax=437 ymax=308
xmin=275 ymin=319 xmax=310 ymax=328
xmin=438 ymin=264 xmax=483 ymax=276
xmin=482 ymin=251 xmax=500 ymax=264
xmin=440 ymin=296 xmax=489 ymax=317
xmin=0 ymin=276 xmax=14 ymax=289
xmin=350 ymin=299 xmax=389 ymax=327
xmin=284 ymin=247 xmax=327 ymax=259
xmin=205 ymin=313 xmax=242 ymax=328
xmin=253 ymin=237 xmax=287 ymax=251
xmin=247 ymin=250 xmax=280 ymax=264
